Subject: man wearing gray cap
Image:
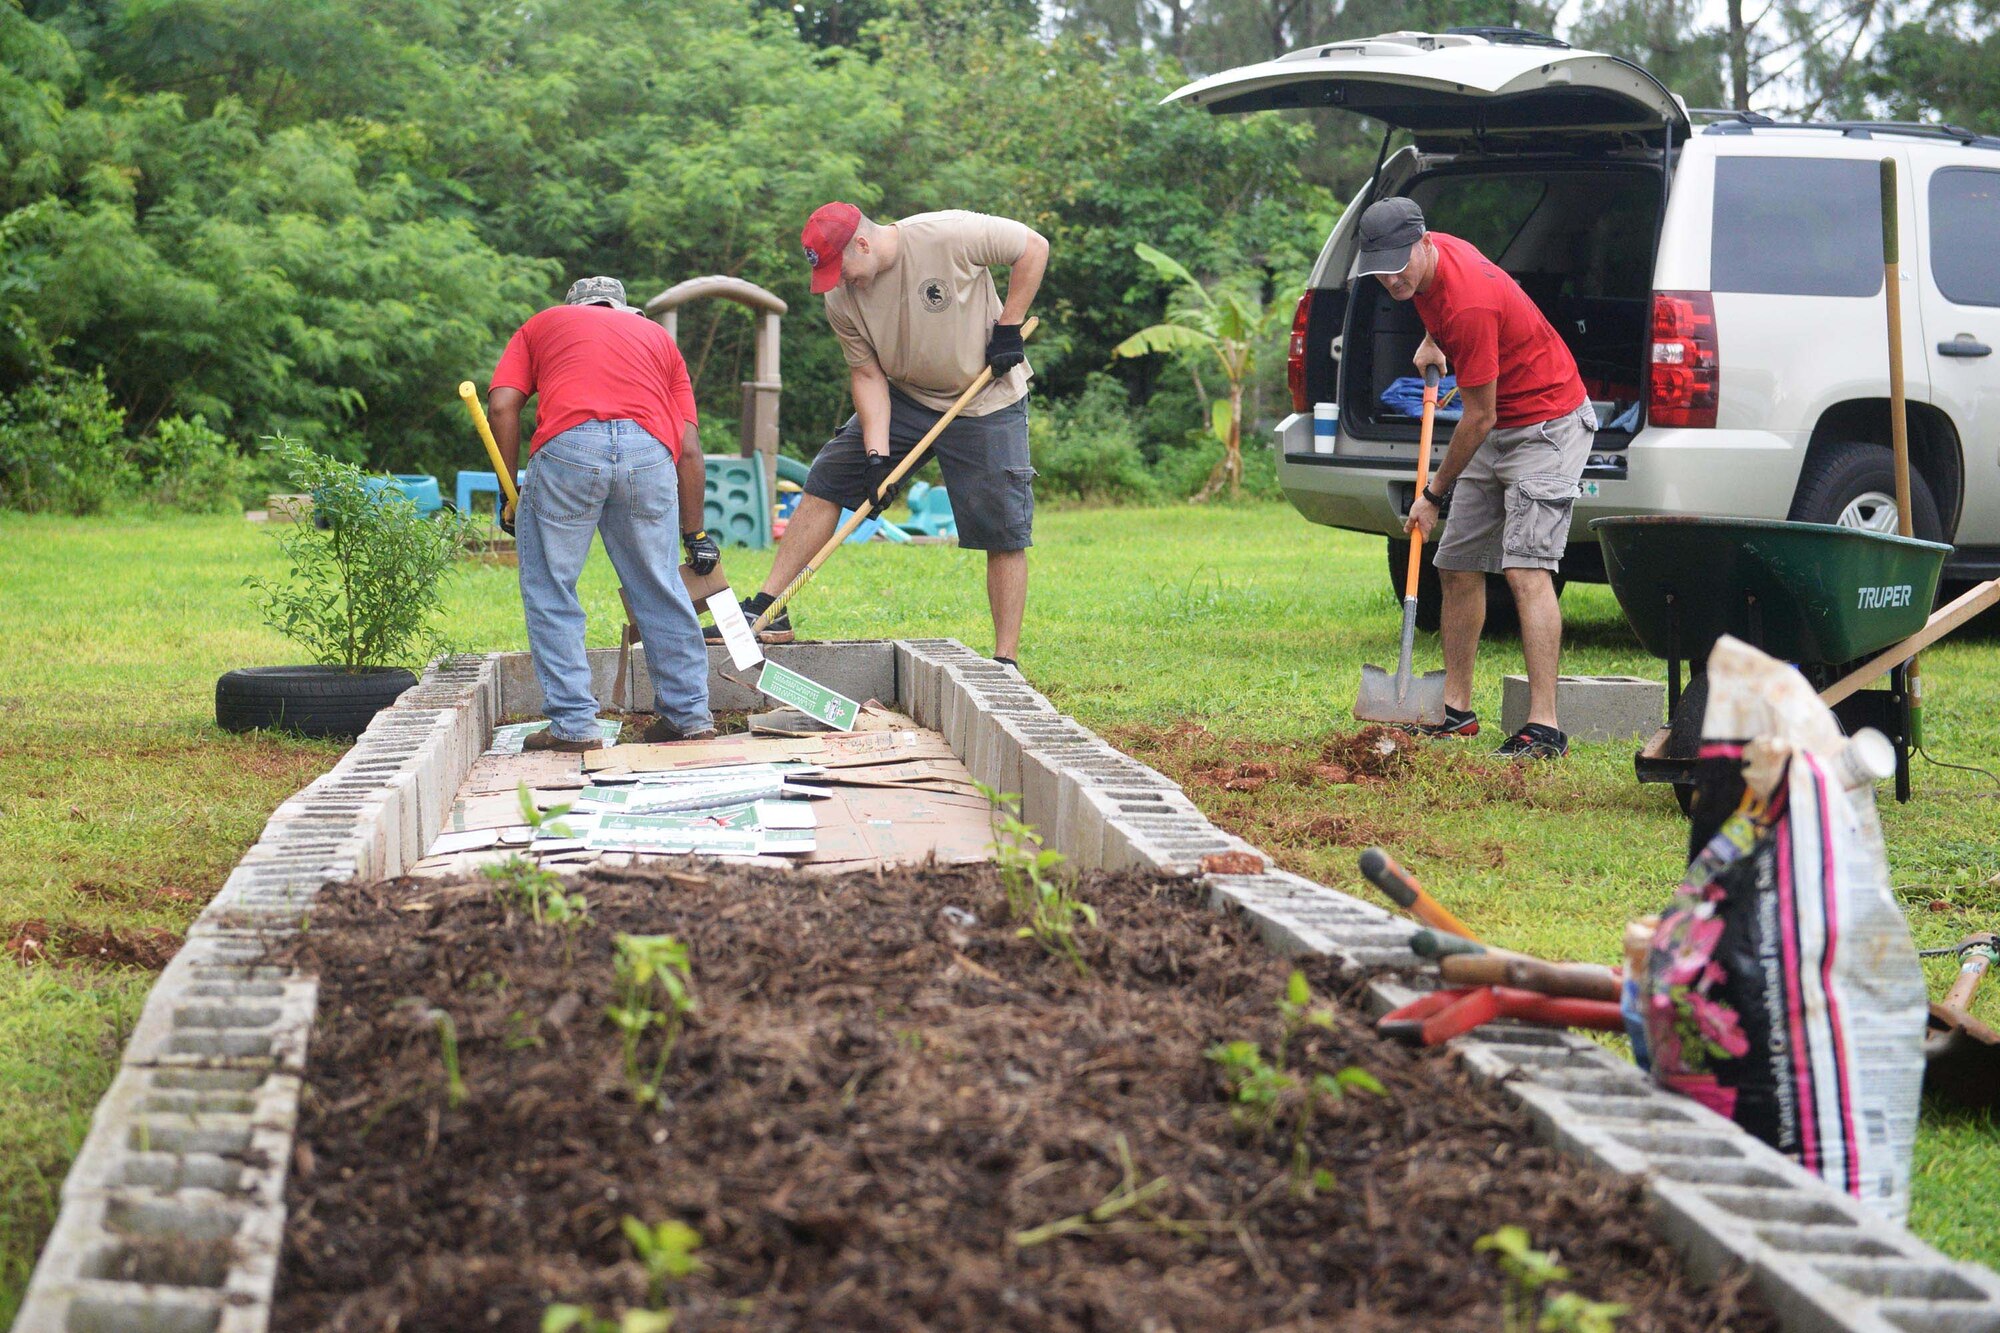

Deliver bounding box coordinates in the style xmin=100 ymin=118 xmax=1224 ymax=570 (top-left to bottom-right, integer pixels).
xmin=487 ymin=277 xmax=720 ymax=751
xmin=1354 ymin=197 xmax=1594 ymax=760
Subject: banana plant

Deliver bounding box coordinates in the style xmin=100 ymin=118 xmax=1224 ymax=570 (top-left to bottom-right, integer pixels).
xmin=1114 ymin=242 xmax=1292 ymax=502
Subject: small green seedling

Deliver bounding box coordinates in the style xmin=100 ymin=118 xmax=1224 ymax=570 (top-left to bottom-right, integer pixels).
xmin=1539 ymin=1291 xmax=1629 ymax=1333
xmin=975 ymin=781 xmax=1097 ymax=976
xmin=518 ymin=779 xmax=576 ymax=837
xmin=541 ymin=1306 xmax=672 ymax=1333
xmin=607 ymin=934 xmax=696 ymax=1106
xmin=484 ymin=840 xmax=591 ymax=963
xmin=621 ymin=1216 xmax=703 ymax=1307
xmin=1477 ymin=1225 xmax=1577 ymax=1333
xmin=1014 ymin=1134 xmax=1185 ymax=1248
xmin=395 ymin=999 xmax=468 ymax=1109
xmin=1206 ymin=971 xmax=1384 ymax=1193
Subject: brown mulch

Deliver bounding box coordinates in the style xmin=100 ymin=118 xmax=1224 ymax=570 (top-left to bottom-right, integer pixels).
xmin=272 ymin=863 xmax=1773 ymax=1333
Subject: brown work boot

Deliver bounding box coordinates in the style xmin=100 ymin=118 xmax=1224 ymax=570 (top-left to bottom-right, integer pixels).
xmin=523 ymin=726 xmax=605 ymax=754
xmin=641 ymin=718 xmax=718 ymax=744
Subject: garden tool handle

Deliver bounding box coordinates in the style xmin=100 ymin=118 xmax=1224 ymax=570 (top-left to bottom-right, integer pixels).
xmin=458 ymin=381 xmax=519 ymax=508
xmin=754 ymin=317 xmax=1038 ymax=632
xmin=1403 ymin=364 xmax=1441 ymax=600
xmin=1941 ymin=935 xmax=1997 ymax=1012
xmin=1437 ymin=954 xmax=1617 ymax=1000
xmin=1359 ymin=847 xmax=1480 ymax=942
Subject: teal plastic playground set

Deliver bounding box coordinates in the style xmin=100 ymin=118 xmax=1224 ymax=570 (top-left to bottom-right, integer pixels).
xmin=431 ymin=453 xmax=957 ymax=551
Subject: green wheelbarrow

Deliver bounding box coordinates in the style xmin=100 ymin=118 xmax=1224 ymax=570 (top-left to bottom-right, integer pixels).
xmin=1592 ymin=516 xmax=1950 ymax=807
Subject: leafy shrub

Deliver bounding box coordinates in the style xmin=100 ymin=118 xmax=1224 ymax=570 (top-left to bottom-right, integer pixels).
xmin=1029 ymin=373 xmax=1160 ymax=503
xmin=247 ymin=439 xmax=473 ymax=669
xmin=0 ymin=368 xmax=133 ymax=514
xmin=137 ymin=415 xmax=255 ymax=513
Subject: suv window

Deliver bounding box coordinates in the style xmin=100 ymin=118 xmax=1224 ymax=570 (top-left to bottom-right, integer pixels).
xmin=1929 ymin=168 xmax=2000 ymax=307
xmin=1711 ymin=157 xmax=1881 ymax=297
xmin=1411 ymin=175 xmax=1547 ymax=263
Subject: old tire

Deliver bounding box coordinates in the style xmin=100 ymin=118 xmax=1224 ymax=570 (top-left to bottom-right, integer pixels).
xmin=215 ymin=666 xmax=415 ymax=739
xmin=1788 ymin=440 xmax=1944 ymax=542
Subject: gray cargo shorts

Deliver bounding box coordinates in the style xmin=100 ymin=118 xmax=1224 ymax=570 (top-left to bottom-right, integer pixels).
xmin=1433 ymin=401 xmax=1597 ymax=574
xmin=804 ymin=387 xmax=1034 ymax=552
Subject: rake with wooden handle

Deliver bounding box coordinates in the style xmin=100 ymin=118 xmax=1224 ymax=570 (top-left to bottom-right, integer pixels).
xmin=751 ymin=317 xmax=1038 ymax=634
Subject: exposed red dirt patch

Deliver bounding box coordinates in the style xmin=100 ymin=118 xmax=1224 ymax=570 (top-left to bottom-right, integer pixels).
xmin=8 ymin=919 xmax=180 ymax=969
xmin=1318 ymin=725 xmax=1420 ymax=781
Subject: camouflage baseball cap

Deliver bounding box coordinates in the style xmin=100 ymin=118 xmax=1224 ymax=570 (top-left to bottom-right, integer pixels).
xmin=564 ymin=276 xmax=639 ymax=313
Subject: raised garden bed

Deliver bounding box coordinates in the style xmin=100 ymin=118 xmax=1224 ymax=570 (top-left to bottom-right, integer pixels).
xmin=271 ymin=858 xmax=1773 ymax=1331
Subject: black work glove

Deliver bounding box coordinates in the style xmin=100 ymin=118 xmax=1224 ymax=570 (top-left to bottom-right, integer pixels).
xmin=682 ymin=528 xmax=720 ymax=575
xmin=985 ymin=322 xmax=1025 ymax=375
xmin=499 ymin=501 xmax=516 ymax=537
xmin=863 ymin=452 xmax=905 ymax=510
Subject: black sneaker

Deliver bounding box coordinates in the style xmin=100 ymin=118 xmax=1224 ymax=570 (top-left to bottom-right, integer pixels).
xmin=1405 ymin=706 xmax=1480 ymax=738
xmin=1496 ymin=723 xmax=1568 ymax=759
xmin=703 ymin=597 xmax=795 ymax=645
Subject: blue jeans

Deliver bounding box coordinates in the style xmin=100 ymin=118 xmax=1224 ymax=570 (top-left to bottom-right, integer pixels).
xmin=516 ymin=421 xmax=711 ymax=740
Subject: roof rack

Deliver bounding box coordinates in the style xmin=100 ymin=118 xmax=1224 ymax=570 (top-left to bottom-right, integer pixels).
xmin=1443 ymin=25 xmax=1569 ymax=48
xmin=1690 ymin=108 xmax=2000 ymax=148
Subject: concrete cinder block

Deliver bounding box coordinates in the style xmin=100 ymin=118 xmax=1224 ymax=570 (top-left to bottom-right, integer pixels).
xmin=16 ymin=1192 xmax=282 ymax=1333
xmin=491 ymin=643 xmax=896 ymax=720
xmin=60 ymin=1066 xmax=299 ymax=1206
xmin=1501 ymin=673 xmax=1665 ymax=743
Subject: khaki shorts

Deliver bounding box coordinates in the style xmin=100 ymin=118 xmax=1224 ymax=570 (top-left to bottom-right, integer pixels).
xmin=1433 ymin=402 xmax=1597 ymax=573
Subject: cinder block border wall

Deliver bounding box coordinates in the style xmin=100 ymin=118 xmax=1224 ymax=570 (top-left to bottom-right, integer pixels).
xmin=19 ymin=642 xmax=1999 ymax=1333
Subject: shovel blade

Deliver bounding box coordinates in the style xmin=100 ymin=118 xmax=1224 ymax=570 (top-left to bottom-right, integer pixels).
xmin=1354 ymin=662 xmax=1448 ymax=727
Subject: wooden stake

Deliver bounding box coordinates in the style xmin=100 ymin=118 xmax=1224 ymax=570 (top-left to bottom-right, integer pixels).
xmin=1880 ymin=159 xmax=1923 ymax=744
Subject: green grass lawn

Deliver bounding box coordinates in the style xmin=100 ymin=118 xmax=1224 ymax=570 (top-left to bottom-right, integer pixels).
xmin=1 ymin=500 xmax=1996 ymax=1318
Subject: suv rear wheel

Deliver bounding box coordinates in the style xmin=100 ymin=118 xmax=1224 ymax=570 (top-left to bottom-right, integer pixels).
xmin=1788 ymin=440 xmax=1944 ymax=542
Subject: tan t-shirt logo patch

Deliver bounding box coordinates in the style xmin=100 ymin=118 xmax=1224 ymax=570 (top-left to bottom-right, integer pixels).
xmin=920 ymin=278 xmax=948 ymax=312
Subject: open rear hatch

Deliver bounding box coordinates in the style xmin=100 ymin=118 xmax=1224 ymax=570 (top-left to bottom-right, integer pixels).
xmin=1169 ymin=31 xmax=1686 ymax=464
xmin=1164 ymin=30 xmax=1687 ymax=146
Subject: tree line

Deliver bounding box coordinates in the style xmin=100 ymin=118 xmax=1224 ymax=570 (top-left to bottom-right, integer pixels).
xmin=0 ymin=0 xmax=1988 ymax=511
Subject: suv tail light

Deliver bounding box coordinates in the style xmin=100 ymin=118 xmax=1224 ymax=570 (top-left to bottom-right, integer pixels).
xmin=1287 ymin=290 xmax=1314 ymax=414
xmin=1649 ymin=291 xmax=1718 ymax=428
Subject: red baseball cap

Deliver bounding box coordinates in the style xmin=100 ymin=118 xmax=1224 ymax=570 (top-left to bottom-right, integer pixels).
xmin=802 ymin=202 xmax=861 ymax=294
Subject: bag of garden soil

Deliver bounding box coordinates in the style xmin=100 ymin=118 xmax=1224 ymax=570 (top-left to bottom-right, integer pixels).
xmin=1638 ymin=637 xmax=1926 ymax=1224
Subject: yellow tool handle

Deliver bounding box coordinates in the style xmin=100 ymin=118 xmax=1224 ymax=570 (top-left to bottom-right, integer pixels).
xmin=1403 ymin=363 xmax=1442 ymax=599
xmin=753 ymin=316 xmax=1039 ymax=632
xmin=458 ymin=381 xmax=519 ymax=508
xmin=1358 ymin=846 xmax=1480 ymax=942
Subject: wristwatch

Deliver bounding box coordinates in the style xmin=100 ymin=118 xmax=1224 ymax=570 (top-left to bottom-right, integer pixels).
xmin=1422 ymin=483 xmax=1451 ymax=507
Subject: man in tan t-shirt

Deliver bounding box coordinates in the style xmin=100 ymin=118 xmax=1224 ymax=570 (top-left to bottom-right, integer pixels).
xmin=708 ymin=202 xmax=1049 ymax=669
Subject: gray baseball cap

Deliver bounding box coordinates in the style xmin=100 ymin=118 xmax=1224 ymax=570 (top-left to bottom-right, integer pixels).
xmin=1355 ymin=198 xmax=1426 ymax=277
xmin=564 ymin=276 xmax=639 ymax=313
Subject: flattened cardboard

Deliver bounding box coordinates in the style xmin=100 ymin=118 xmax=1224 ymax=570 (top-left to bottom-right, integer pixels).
xmin=803 ymin=785 xmax=994 ymax=870
xmin=464 ymin=749 xmax=590 ymax=794
xmin=586 ymin=730 xmax=953 ymax=774
xmin=756 ymin=660 xmax=860 ymax=731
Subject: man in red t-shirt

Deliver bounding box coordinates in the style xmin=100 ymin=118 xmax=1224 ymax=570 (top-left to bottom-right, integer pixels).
xmin=487 ymin=276 xmax=720 ymax=751
xmin=1356 ymin=197 xmax=1596 ymax=759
